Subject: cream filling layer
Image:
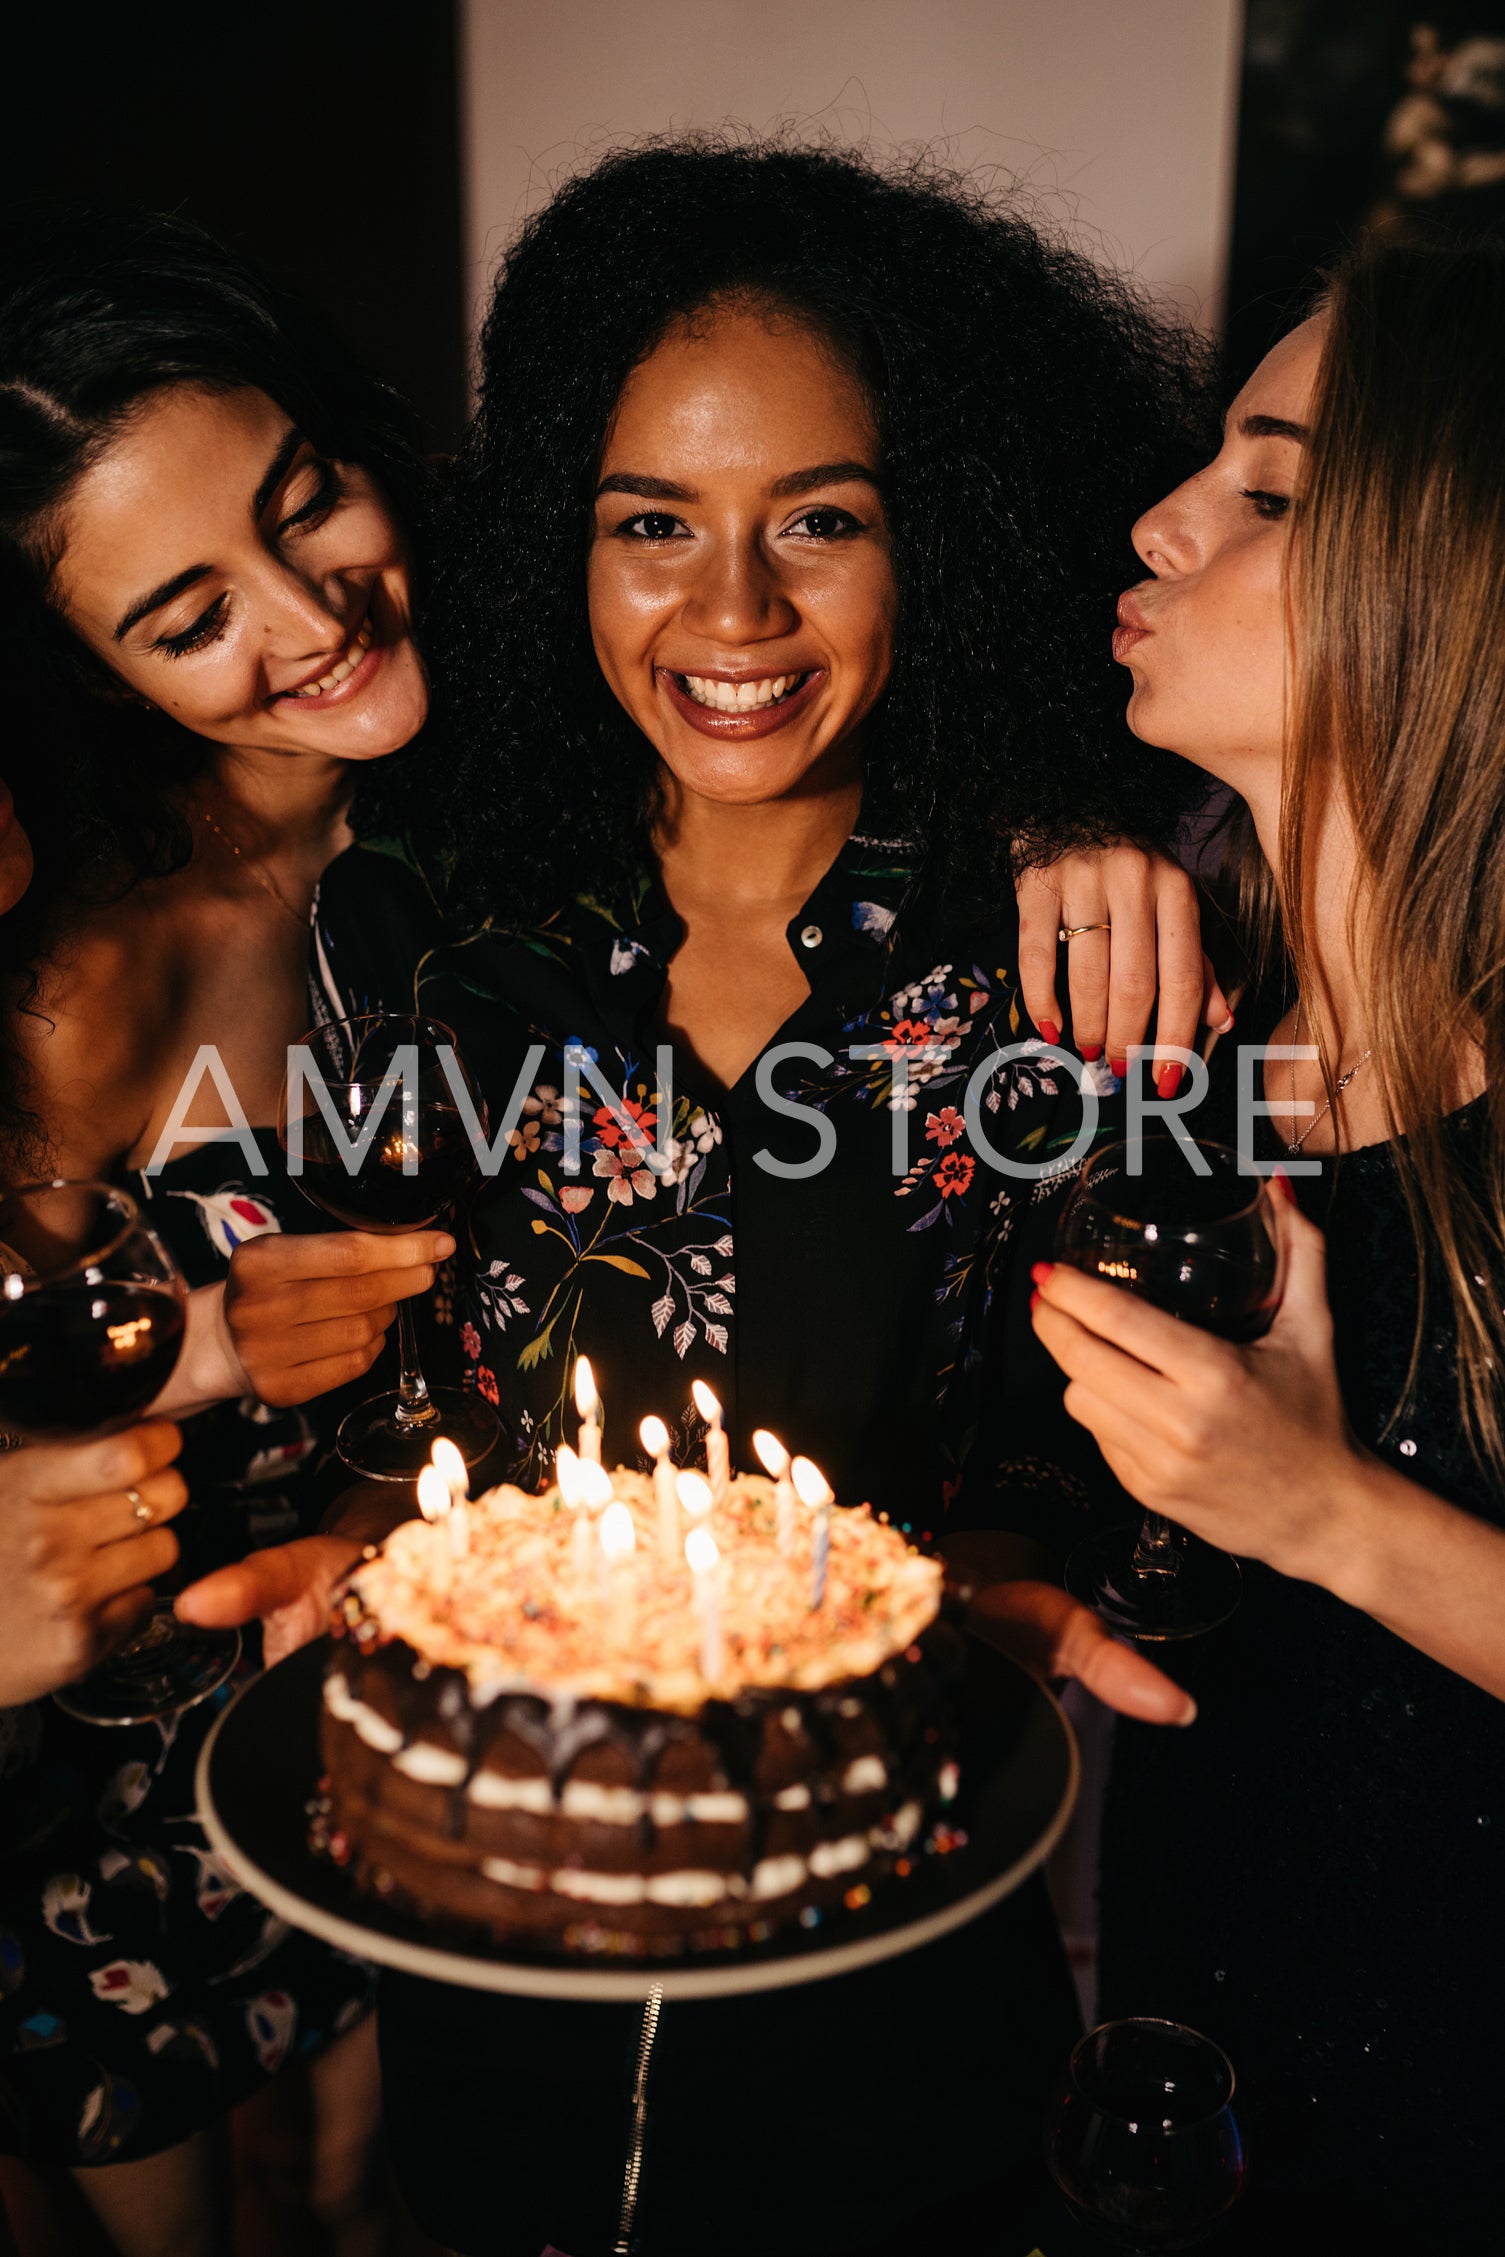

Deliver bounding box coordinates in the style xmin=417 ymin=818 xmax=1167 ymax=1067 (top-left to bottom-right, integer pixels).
xmin=472 ymin=1815 xmax=923 ymax=1912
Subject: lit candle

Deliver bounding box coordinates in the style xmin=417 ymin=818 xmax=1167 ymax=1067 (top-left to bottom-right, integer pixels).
xmin=574 ymin=1354 xmax=603 ymax=1464
xmin=792 ymin=1455 xmax=834 ymax=1610
xmin=752 ymin=1428 xmax=798 ymax=1559
xmin=599 ymin=1499 xmax=637 ymax=1647
xmin=685 ymin=1523 xmax=722 ymax=1683
xmin=691 ymin=1379 xmax=730 ymax=1507
xmin=556 ymin=1442 xmax=594 ymax=1588
xmin=580 ymin=1459 xmax=616 ymax=1603
xmin=641 ymin=1414 xmax=678 ymax=1565
xmin=430 ymin=1435 xmax=470 ymax=1557
xmin=676 ymin=1469 xmax=713 ymax=1528
xmin=416 ymin=1463 xmax=455 ymax=1582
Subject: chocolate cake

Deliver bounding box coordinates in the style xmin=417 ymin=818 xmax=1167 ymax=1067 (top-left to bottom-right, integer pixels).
xmin=318 ymin=1469 xmax=962 ymax=1953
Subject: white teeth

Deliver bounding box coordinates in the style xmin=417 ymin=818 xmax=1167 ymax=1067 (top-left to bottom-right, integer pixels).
xmin=680 ymin=672 xmax=802 ymax=713
xmin=295 ymin=617 xmax=374 ymax=697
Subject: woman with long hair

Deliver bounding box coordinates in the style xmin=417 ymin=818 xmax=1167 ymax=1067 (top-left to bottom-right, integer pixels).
xmin=191 ymin=139 xmax=1227 ymax=2257
xmin=1032 ymin=237 xmax=1505 ymax=2234
xmin=0 ymin=210 xmax=452 ymax=2255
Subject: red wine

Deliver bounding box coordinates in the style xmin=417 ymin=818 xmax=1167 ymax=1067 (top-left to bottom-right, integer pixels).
xmin=0 ymin=1280 xmax=186 ymax=1436
xmin=1073 ymin=1240 xmax=1277 ymax=1342
xmin=1062 ymin=1145 xmax=1281 ymax=1342
xmin=293 ymin=1103 xmax=480 ymax=1232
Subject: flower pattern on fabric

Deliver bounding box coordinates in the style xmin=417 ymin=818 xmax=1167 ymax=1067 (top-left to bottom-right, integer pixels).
xmin=315 ymin=827 xmax=1105 ymax=1523
xmin=165 ymin=1185 xmax=283 ymax=1260
xmin=0 ymin=1131 xmax=375 ymax=2171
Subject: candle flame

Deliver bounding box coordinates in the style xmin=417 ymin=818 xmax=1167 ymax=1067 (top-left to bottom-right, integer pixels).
xmin=555 ymin=1443 xmax=583 ymax=1510
xmin=675 ymin=1470 xmax=713 ymax=1519
xmin=579 ymin=1460 xmax=616 ymax=1509
xmin=431 ymin=1436 xmax=468 ymax=1497
xmin=416 ymin=1464 xmax=451 ymax=1523
xmin=790 ymin=1455 xmax=834 ymax=1509
xmin=685 ymin=1524 xmax=719 ymax=1575
xmin=600 ymin=1500 xmax=636 ymax=1562
xmin=573 ymin=1354 xmax=599 ymax=1418
xmin=690 ymin=1378 xmax=721 ymax=1424
xmin=639 ymin=1414 xmax=670 ymax=1457
xmin=751 ymin=1427 xmax=789 ymax=1478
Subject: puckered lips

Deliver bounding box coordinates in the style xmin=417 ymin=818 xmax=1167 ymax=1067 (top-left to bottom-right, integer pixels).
xmin=1112 ymin=591 xmax=1153 ymax=666
xmin=272 ymin=613 xmax=380 ymax=708
xmin=658 ymin=664 xmax=826 ymax=739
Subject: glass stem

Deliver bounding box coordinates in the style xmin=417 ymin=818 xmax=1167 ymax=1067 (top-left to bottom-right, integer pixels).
xmin=392 ymin=1299 xmax=439 ymax=1431
xmin=1130 ymin=1510 xmax=1181 ymax=1580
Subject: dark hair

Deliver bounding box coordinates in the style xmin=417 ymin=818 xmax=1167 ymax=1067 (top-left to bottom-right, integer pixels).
xmin=0 ymin=205 xmax=428 ymax=1156
xmin=357 ymin=137 xmax=1216 ymax=923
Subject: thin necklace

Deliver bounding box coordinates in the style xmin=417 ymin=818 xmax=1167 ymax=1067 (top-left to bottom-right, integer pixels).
xmin=197 ymin=805 xmax=308 ymax=930
xmin=1288 ymin=997 xmax=1373 ymax=1154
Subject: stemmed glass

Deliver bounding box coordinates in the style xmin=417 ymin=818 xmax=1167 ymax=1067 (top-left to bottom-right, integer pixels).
xmin=1057 ymin=1135 xmax=1284 ymax=1641
xmin=279 ymin=1013 xmax=498 ymax=1481
xmin=0 ymin=1179 xmax=241 ymax=1723
xmin=1046 ymin=2018 xmax=1247 ymax=2250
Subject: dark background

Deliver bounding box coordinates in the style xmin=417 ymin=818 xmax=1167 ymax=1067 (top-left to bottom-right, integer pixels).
xmin=1225 ymin=1 xmax=1505 ymax=382
xmin=5 ymin=7 xmax=1505 ymax=437
xmin=1 ymin=3 xmax=468 ymax=450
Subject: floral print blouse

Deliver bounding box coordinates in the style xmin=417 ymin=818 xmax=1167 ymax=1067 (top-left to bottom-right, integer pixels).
xmin=313 ymin=827 xmax=1108 ymax=1542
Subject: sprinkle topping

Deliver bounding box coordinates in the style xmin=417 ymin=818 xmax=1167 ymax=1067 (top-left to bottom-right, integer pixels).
xmin=345 ymin=1470 xmax=941 ymax=1713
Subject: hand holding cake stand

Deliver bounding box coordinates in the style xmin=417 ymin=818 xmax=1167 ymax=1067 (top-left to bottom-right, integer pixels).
xmin=198 ymin=1359 xmax=1077 ymax=2000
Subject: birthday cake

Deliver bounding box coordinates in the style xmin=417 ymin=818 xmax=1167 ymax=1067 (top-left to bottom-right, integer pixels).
xmin=318 ymin=1466 xmax=961 ymax=1953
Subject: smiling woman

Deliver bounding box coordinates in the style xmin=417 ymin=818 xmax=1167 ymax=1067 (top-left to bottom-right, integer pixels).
xmin=0 ymin=207 xmax=448 ymax=2256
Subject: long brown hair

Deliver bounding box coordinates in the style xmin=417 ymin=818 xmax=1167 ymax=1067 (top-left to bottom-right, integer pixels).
xmin=1280 ymin=236 xmax=1505 ymax=1468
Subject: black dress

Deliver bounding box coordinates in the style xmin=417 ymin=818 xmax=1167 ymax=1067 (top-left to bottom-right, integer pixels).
xmin=1097 ymin=1086 xmax=1505 ymax=2202
xmin=313 ymin=826 xmax=1107 ymax=2257
xmin=0 ymin=1131 xmax=376 ymax=2167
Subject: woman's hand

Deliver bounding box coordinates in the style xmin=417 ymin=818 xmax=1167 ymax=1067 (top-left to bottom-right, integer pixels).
xmin=970 ymin=1577 xmax=1196 ymax=1725
xmin=176 ymin=1533 xmax=365 ymax=1668
xmin=1015 ymin=846 xmax=1233 ymax=1086
xmin=944 ymin=1532 xmax=1194 ymax=1724
xmin=223 ymin=1227 xmax=455 ymax=1408
xmin=0 ymin=1421 xmax=189 ymax=1705
xmin=1029 ymin=1186 xmax=1366 ymax=1587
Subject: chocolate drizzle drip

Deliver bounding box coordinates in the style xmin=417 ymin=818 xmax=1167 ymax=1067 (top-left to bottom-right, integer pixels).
xmin=330 ymin=1582 xmax=963 ymax=1893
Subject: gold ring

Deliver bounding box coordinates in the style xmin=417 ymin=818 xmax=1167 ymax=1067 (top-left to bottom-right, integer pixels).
xmin=1059 ymin=922 xmax=1112 ymax=942
xmin=127 ymin=1488 xmax=152 ymax=1525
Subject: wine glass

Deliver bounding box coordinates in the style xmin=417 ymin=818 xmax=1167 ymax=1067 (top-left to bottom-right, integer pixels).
xmin=0 ymin=1179 xmax=241 ymax=1724
xmin=279 ymin=1013 xmax=498 ymax=1481
xmin=1057 ymin=1135 xmax=1284 ymax=1641
xmin=1046 ymin=2018 xmax=1247 ymax=2250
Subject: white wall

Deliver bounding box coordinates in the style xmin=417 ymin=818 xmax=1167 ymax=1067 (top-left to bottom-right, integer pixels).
xmin=460 ymin=0 xmax=1244 ymax=338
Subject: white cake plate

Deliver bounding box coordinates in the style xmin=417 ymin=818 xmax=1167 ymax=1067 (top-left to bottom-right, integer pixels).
xmin=196 ymin=1634 xmax=1077 ymax=2002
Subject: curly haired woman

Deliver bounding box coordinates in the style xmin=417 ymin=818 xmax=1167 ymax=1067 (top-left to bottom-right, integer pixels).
xmin=192 ymin=139 xmax=1228 ymax=2256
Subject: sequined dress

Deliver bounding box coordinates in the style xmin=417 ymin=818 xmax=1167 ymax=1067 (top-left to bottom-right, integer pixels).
xmin=1097 ymin=1092 xmax=1505 ymax=2199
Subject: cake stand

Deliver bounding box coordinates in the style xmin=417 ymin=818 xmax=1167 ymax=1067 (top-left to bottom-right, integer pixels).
xmin=195 ymin=1633 xmax=1077 ymax=2002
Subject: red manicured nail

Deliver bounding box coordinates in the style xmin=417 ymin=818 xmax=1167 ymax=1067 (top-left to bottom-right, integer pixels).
xmin=1080 ymin=1043 xmax=1102 ymax=1062
xmin=1030 ymin=1262 xmax=1055 ymax=1285
xmin=1156 ymin=1062 xmax=1183 ymax=1100
xmin=1037 ymin=1019 xmax=1060 ymax=1047
xmin=1108 ymin=1056 xmax=1128 ymax=1079
xmin=1271 ymin=1167 xmax=1295 ymax=1204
